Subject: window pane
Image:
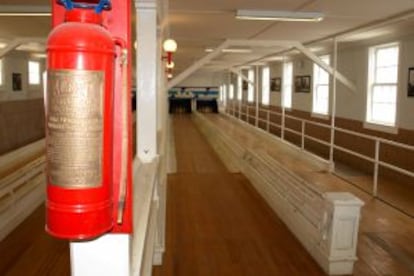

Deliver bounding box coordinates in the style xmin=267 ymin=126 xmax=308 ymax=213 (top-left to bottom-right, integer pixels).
xmin=313 ymin=55 xmax=330 ymax=114
xmin=229 ymin=84 xmax=234 ymax=99
xmin=372 ymin=85 xmax=396 ymax=103
xmin=375 ymin=66 xmax=398 ymax=83
xmin=376 ymin=47 xmax=399 ymax=67
xmin=237 ymin=75 xmax=242 ymax=100
xmin=262 ymin=67 xmax=270 ymax=105
xmin=29 ymin=61 xmax=40 ymax=85
xmin=248 ymin=69 xmax=254 ymax=102
xmin=372 ymin=103 xmax=396 ymax=124
xmin=367 ymin=43 xmax=399 ymax=126
xmin=314 ymin=85 xmax=329 ymax=114
xmin=282 ymin=62 xmax=292 ymax=108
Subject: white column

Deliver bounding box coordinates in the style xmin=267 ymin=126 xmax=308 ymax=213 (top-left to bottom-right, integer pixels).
xmin=255 ymin=66 xmax=259 ymax=127
xmin=329 ymin=38 xmax=338 ymax=171
xmin=136 ymin=0 xmax=158 ymax=163
xmin=71 ymin=235 xmax=130 ymax=276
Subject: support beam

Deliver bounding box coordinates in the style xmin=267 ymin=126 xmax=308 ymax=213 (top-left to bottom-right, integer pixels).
xmin=228 ymin=68 xmax=253 ymax=85
xmin=0 ymin=37 xmax=46 ymax=58
xmin=167 ymin=40 xmax=230 ymax=90
xmin=294 ymin=43 xmax=357 ymax=93
xmin=0 ymin=39 xmax=23 ymax=58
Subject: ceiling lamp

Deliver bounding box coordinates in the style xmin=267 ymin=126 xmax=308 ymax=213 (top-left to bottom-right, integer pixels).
xmin=162 ymin=39 xmax=177 ymax=64
xmin=235 ymin=10 xmax=324 ymax=22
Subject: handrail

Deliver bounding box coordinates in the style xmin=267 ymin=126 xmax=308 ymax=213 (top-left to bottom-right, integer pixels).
xmin=225 ymin=103 xmax=414 ymax=199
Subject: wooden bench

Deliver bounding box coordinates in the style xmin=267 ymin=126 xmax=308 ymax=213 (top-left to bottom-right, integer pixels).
xmin=194 ymin=113 xmax=364 ymax=275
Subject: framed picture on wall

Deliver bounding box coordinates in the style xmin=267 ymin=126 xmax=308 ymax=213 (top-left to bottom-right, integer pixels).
xmin=12 ymin=73 xmax=22 ymax=91
xmin=294 ymin=75 xmax=311 ymax=93
xmin=242 ymin=80 xmax=248 ymax=90
xmin=408 ymin=67 xmax=414 ymax=97
xmin=270 ymin=77 xmax=281 ymax=92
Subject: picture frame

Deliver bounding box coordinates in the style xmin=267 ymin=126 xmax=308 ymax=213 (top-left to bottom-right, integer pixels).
xmin=12 ymin=73 xmax=22 ymax=91
xmin=294 ymin=75 xmax=311 ymax=93
xmin=408 ymin=67 xmax=414 ymax=97
xmin=242 ymin=80 xmax=248 ymax=90
xmin=270 ymin=77 xmax=281 ymax=92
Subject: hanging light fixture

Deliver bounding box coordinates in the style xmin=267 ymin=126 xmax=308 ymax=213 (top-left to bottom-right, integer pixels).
xmin=162 ymin=39 xmax=177 ymax=64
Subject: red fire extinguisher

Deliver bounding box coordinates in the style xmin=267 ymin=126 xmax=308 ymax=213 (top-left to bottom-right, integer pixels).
xmin=45 ymin=0 xmax=127 ymax=240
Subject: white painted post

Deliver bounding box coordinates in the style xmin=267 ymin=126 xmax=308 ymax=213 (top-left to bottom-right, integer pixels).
xmin=266 ymin=109 xmax=270 ymax=132
xmin=301 ymin=121 xmax=305 ymax=150
xmin=255 ymin=66 xmax=259 ymax=127
xmin=329 ymin=37 xmax=338 ymax=172
xmin=136 ymin=0 xmax=158 ymax=163
xmin=373 ymin=140 xmax=380 ymax=197
xmin=70 ymin=235 xmax=131 ymax=276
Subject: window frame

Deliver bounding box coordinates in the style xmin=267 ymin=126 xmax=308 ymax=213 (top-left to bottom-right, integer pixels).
xmin=312 ymin=55 xmax=330 ymax=117
xmin=237 ymin=75 xmax=242 ymax=101
xmin=365 ymin=42 xmax=400 ymax=131
xmin=28 ymin=60 xmax=41 ymax=86
xmin=282 ymin=61 xmax=293 ymax=109
xmin=247 ymin=69 xmax=254 ymax=103
xmin=261 ymin=66 xmax=270 ymax=106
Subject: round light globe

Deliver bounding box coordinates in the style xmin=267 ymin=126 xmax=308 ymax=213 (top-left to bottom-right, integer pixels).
xmin=163 ymin=39 xmax=177 ymax=52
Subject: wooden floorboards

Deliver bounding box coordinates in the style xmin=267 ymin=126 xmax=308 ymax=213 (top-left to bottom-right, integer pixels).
xmin=153 ymin=115 xmax=324 ymax=275
xmin=0 ymin=205 xmax=70 ymax=276
xmin=196 ymin=113 xmax=414 ymax=276
xmin=1 ymin=113 xmax=414 ymax=275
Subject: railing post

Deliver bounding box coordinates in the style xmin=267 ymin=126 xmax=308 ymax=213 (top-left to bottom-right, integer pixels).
xmin=301 ymin=121 xmax=306 ymax=150
xmin=329 ymin=37 xmax=338 ymax=172
xmin=266 ymin=109 xmax=270 ymax=132
xmin=255 ymin=66 xmax=259 ymax=127
xmin=281 ymin=108 xmax=285 ymax=140
xmin=373 ymin=140 xmax=380 ymax=197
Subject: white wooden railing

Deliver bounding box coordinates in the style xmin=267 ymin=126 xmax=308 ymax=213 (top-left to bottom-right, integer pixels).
xmin=0 ymin=140 xmax=46 ymax=241
xmin=228 ymin=104 xmax=414 ymax=197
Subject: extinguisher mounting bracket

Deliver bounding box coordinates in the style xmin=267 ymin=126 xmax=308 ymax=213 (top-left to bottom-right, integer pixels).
xmin=57 ymin=0 xmax=112 ymax=13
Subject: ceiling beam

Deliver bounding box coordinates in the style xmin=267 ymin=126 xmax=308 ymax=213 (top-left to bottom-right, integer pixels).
xmin=167 ymin=40 xmax=231 ymax=90
xmin=294 ymin=42 xmax=356 ymax=93
xmin=228 ymin=68 xmax=252 ymax=85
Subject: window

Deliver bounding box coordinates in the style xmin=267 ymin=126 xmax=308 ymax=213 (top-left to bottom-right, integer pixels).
xmin=313 ymin=55 xmax=330 ymax=115
xmin=261 ymin=66 xmax=270 ymax=105
xmin=282 ymin=62 xmax=293 ymax=108
xmin=222 ymin=84 xmax=227 ymax=105
xmin=247 ymin=69 xmax=254 ymax=103
xmin=28 ymin=61 xmax=40 ymax=85
xmin=367 ymin=43 xmax=399 ymax=126
xmin=229 ymin=84 xmax=234 ymax=99
xmin=237 ymin=75 xmax=242 ymax=100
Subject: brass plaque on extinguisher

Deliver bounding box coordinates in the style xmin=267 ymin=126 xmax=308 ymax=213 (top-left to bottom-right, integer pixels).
xmin=47 ymin=70 xmax=104 ymax=189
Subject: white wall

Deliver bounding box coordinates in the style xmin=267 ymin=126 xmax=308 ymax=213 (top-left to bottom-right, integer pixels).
xmin=177 ymin=70 xmax=225 ymax=87
xmin=0 ymin=51 xmax=45 ymax=102
xmin=267 ymin=33 xmax=414 ymax=131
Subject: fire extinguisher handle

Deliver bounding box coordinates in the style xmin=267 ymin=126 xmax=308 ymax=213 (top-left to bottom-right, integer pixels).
xmin=56 ymin=0 xmax=112 ymax=13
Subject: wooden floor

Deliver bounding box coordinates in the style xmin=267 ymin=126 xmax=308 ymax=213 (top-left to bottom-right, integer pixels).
xmin=0 ymin=205 xmax=70 ymax=276
xmin=153 ymin=115 xmax=324 ymax=275
xmin=195 ymin=113 xmax=414 ymax=276
xmin=1 ymin=113 xmax=414 ymax=275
